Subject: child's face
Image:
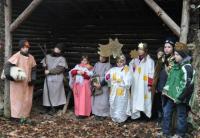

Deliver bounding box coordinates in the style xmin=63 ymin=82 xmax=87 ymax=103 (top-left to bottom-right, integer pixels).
xmin=174 ymin=51 xmax=183 ymax=63
xmin=99 ymin=56 xmax=106 ymax=63
xmin=81 ymin=58 xmax=88 ymax=65
xmin=20 ymin=41 xmax=30 ymax=53
xmin=117 ymin=60 xmax=125 ymax=67
xmin=157 ymin=51 xmax=164 ymax=59
xmin=21 ymin=47 xmax=29 ymax=53
xmin=54 ymin=47 xmax=61 ymax=53
xmin=164 ymin=43 xmax=173 ymax=55
xmin=138 ymin=49 xmax=145 ymax=56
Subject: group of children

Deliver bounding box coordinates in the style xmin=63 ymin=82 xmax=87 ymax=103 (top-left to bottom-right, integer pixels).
xmin=68 ymin=37 xmax=195 ymax=138
xmin=3 ymin=37 xmax=195 ymax=138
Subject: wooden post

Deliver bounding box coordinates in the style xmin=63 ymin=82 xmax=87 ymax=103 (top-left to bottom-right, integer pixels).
xmin=4 ymin=0 xmax=12 ymax=118
xmin=0 ymin=1 xmax=5 ymax=116
xmin=179 ymin=0 xmax=190 ymax=43
xmin=144 ymin=0 xmax=181 ymax=37
xmin=10 ymin=0 xmax=43 ymax=32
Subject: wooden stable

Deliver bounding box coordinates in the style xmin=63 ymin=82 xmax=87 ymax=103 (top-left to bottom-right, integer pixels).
xmin=3 ymin=0 xmax=199 ymax=117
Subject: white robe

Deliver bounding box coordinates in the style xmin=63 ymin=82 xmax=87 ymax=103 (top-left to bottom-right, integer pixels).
xmin=129 ymin=55 xmax=155 ymax=119
xmin=105 ymin=65 xmax=133 ymax=123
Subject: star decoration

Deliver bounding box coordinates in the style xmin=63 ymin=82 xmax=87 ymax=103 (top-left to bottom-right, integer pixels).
xmin=98 ymin=38 xmax=124 ymax=58
xmin=129 ymin=49 xmax=138 ymax=59
xmin=110 ymin=38 xmax=123 ymax=58
xmin=98 ymin=44 xmax=112 ymax=57
xmin=144 ymin=94 xmax=148 ymax=100
xmin=98 ymin=38 xmax=113 ymax=57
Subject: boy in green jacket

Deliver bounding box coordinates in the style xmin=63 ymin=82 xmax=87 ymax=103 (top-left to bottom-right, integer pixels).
xmin=162 ymin=42 xmax=195 ymax=138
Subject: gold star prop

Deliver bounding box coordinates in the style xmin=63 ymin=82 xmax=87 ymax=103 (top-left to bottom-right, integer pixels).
xmin=110 ymin=38 xmax=123 ymax=58
xmin=98 ymin=44 xmax=112 ymax=57
xmin=98 ymin=38 xmax=113 ymax=57
xmin=129 ymin=49 xmax=138 ymax=59
xmin=98 ymin=38 xmax=124 ymax=58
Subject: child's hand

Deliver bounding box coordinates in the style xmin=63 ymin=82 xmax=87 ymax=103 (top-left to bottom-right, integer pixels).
xmin=45 ymin=70 xmax=50 ymax=75
xmin=93 ymin=82 xmax=101 ymax=89
xmin=77 ymin=71 xmax=84 ymax=75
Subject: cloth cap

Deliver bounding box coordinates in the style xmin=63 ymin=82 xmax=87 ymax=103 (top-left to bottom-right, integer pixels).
xmin=19 ymin=39 xmax=30 ymax=48
xmin=55 ymin=43 xmax=65 ymax=52
xmin=165 ymin=36 xmax=177 ymax=47
xmin=175 ymin=42 xmax=188 ymax=58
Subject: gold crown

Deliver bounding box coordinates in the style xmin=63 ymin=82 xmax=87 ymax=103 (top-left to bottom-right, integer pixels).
xmin=117 ymin=54 xmax=126 ymax=61
xmin=129 ymin=49 xmax=138 ymax=59
xmin=138 ymin=42 xmax=148 ymax=49
xmin=175 ymin=42 xmax=188 ymax=51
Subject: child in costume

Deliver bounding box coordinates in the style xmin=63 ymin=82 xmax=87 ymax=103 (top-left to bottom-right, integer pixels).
xmin=151 ymin=47 xmax=164 ymax=121
xmin=41 ymin=43 xmax=68 ymax=113
xmin=129 ymin=42 xmax=155 ymax=119
xmin=4 ymin=39 xmax=36 ymax=123
xmin=92 ymin=50 xmax=111 ymax=120
xmin=69 ymin=56 xmax=93 ymax=118
xmin=105 ymin=55 xmax=133 ymax=123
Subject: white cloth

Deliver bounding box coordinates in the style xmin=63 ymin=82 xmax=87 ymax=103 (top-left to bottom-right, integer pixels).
xmin=1 ymin=67 xmax=26 ymax=81
xmin=129 ymin=55 xmax=155 ymax=119
xmin=69 ymin=64 xmax=93 ymax=88
xmin=105 ymin=65 xmax=133 ymax=123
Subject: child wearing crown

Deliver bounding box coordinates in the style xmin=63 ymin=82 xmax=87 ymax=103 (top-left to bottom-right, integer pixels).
xmin=105 ymin=54 xmax=133 ymax=123
xmin=129 ymin=42 xmax=155 ymax=120
xmin=162 ymin=42 xmax=195 ymax=137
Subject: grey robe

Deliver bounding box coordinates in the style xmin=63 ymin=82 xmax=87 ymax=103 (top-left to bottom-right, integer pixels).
xmin=92 ymin=62 xmax=111 ymax=117
xmin=41 ymin=54 xmax=68 ymax=106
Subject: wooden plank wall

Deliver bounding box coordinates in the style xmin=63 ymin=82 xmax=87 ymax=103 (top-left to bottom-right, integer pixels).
xmin=11 ymin=0 xmax=181 ymax=91
xmin=48 ymin=0 xmax=181 ymax=68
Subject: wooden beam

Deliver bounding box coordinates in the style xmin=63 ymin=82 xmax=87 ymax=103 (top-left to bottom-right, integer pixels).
xmin=10 ymin=0 xmax=43 ymax=32
xmin=144 ymin=0 xmax=181 ymax=37
xmin=180 ymin=0 xmax=190 ymax=44
xmin=4 ymin=0 xmax=12 ymax=118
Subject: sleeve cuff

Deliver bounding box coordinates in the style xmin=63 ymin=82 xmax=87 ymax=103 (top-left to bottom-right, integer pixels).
xmin=71 ymin=70 xmax=78 ymax=76
xmin=83 ymin=72 xmax=90 ymax=80
xmin=148 ymin=77 xmax=153 ymax=86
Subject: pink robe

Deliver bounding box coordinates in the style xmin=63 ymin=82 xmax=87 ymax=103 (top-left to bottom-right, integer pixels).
xmin=70 ymin=64 xmax=93 ymax=116
xmin=8 ymin=51 xmax=36 ymax=118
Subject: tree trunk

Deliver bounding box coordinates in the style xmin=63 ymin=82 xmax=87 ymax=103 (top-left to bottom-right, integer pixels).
xmin=4 ymin=0 xmax=12 ymax=118
xmin=188 ymin=0 xmax=200 ymax=132
xmin=179 ymin=0 xmax=190 ymax=43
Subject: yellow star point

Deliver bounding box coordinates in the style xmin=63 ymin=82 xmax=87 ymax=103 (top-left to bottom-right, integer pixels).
xmin=130 ymin=49 xmax=138 ymax=59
